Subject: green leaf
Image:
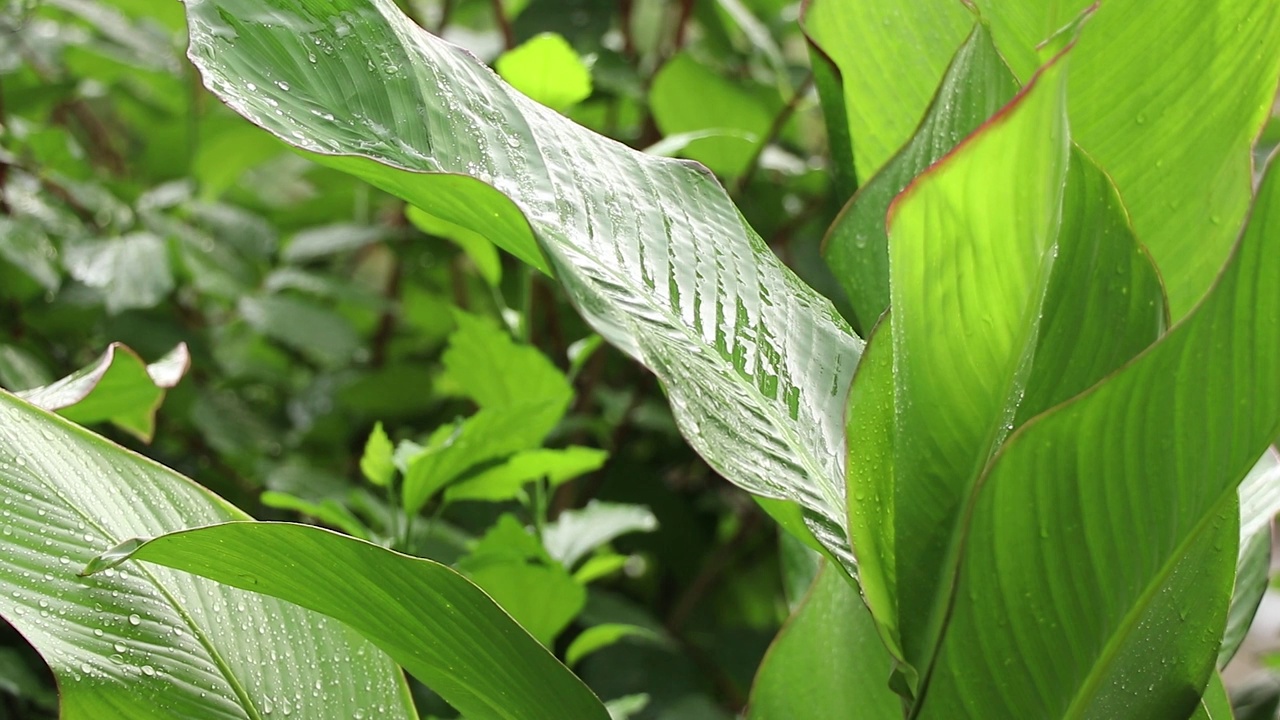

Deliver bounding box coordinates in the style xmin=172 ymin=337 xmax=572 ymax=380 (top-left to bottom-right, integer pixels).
xmin=406 ymin=204 xmax=502 ymax=286
xmin=360 ymin=421 xmax=396 ymax=487
xmin=281 ymin=222 xmax=385 ymax=262
xmin=15 ymin=342 xmax=191 ymax=442
xmin=984 ymin=0 xmax=1280 ymax=313
xmin=915 ymin=158 xmax=1280 ymax=718
xmin=0 ymin=392 xmax=414 ymax=720
xmin=0 ymin=216 xmax=61 ymax=292
xmin=0 ymin=344 xmax=52 ymax=390
xmin=1190 ymin=673 xmax=1235 ymax=720
xmin=441 ymin=311 xmax=572 ymax=411
xmin=183 ymin=0 xmax=864 ymax=572
xmin=456 ymin=515 xmax=587 ymax=647
xmin=90 ymin=521 xmax=610 ymax=719
xmin=822 ymin=22 xmax=1019 ymax=330
xmin=565 ymin=623 xmax=665 ymax=668
xmin=63 ymin=233 xmax=174 ymax=314
xmin=259 ymin=490 xmax=371 ymax=540
xmin=495 ymin=33 xmax=592 ymax=112
xmin=542 ymin=501 xmax=658 ymax=568
xmin=1222 ymin=449 xmax=1280 ymax=667
xmin=401 ymin=402 xmax=565 ymax=513
xmin=747 ymin=564 xmax=900 ymax=720
xmin=801 ymin=0 xmax=973 ymax=182
xmin=444 ymin=446 xmax=608 ymax=503
xmin=884 ymin=49 xmax=1071 ymax=674
xmin=648 ymin=53 xmax=771 ymax=177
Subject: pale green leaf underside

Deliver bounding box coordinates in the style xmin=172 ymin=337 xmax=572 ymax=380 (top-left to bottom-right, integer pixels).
xmin=0 ymin=392 xmax=413 ymax=720
xmin=182 ymin=0 xmax=863 ymax=566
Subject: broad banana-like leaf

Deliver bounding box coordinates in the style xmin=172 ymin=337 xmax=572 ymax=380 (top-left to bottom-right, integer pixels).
xmin=885 ymin=48 xmax=1071 ymax=676
xmin=0 ymin=391 xmax=416 ymax=719
xmin=821 ymin=22 xmax=1018 ymax=331
xmin=800 ymin=0 xmax=973 ymax=184
xmin=864 ymin=40 xmax=1170 ymax=688
xmin=180 ymin=0 xmax=864 ymax=566
xmin=985 ymin=0 xmax=1280 ymax=317
xmin=747 ymin=563 xmax=899 ymax=720
xmin=915 ymin=158 xmax=1280 ymax=718
xmin=811 ymin=0 xmax=1280 ymax=317
xmin=86 ymin=522 xmax=611 ymax=719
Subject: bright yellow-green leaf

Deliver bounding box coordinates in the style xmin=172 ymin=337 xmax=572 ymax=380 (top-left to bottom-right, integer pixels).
xmin=495 ymin=33 xmax=592 ymax=112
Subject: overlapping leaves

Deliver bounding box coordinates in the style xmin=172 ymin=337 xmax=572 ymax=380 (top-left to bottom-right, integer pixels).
xmin=181 ymin=0 xmax=864 ymax=566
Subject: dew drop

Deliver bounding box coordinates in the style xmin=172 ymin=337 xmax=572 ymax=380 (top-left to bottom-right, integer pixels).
xmin=128 ymin=614 xmax=141 ymax=626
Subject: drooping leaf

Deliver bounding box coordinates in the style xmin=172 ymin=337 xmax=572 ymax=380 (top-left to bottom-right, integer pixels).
xmin=258 ymin=490 xmax=371 ymax=540
xmin=15 ymin=342 xmax=191 ymax=442
xmin=238 ymin=294 xmax=360 ymax=369
xmin=180 ymin=0 xmax=864 ymax=567
xmin=0 ymin=344 xmax=52 ymax=391
xmin=747 ymin=564 xmax=900 ymax=720
xmin=0 ymin=391 xmax=414 ymax=720
xmin=0 ymin=216 xmax=61 ymax=292
xmin=565 ymin=623 xmax=665 ymax=668
xmin=915 ymin=158 xmax=1280 ymax=719
xmin=88 ymin=521 xmax=611 ymax=719
xmin=281 ymin=222 xmax=386 ymax=262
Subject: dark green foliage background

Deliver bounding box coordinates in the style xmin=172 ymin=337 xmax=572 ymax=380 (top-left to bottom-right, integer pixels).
xmin=0 ymin=0 xmax=838 ymax=716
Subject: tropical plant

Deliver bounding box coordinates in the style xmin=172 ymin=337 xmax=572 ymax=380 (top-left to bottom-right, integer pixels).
xmin=2 ymin=0 xmax=1279 ymax=718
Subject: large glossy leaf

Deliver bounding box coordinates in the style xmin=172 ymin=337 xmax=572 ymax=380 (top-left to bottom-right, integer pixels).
xmin=746 ymin=564 xmax=900 ymax=720
xmin=89 ymin=521 xmax=611 ymax=719
xmin=821 ymin=22 xmax=1019 ymax=330
xmin=914 ymin=158 xmax=1280 ymax=718
xmin=1031 ymin=0 xmax=1280 ymax=317
xmin=0 ymin=391 xmax=414 ymax=719
xmin=800 ymin=0 xmax=973 ymax=183
xmin=862 ymin=44 xmax=1171 ymax=693
xmin=181 ymin=0 xmax=864 ymax=567
xmin=884 ymin=50 xmax=1070 ymax=675
xmin=814 ymin=0 xmax=1280 ymax=317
